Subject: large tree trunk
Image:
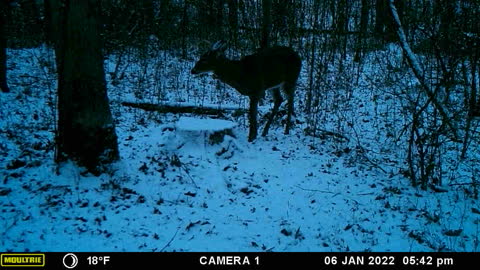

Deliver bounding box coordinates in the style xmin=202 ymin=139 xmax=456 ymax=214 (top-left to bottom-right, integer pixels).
xmin=0 ymin=0 xmax=10 ymax=93
xmin=56 ymin=0 xmax=119 ymax=174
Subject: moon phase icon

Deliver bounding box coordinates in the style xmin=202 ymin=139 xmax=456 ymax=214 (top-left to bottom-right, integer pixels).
xmin=63 ymin=253 xmax=79 ymax=269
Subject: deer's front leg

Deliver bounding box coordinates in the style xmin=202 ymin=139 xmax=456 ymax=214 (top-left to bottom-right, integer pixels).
xmin=248 ymin=96 xmax=259 ymax=142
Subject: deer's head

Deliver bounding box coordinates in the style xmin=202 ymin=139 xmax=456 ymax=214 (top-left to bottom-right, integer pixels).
xmin=191 ymin=41 xmax=227 ymax=75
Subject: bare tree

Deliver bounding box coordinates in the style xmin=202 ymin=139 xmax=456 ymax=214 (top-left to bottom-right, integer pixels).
xmin=0 ymin=0 xmax=10 ymax=93
xmin=55 ymin=0 xmax=119 ymax=174
xmin=261 ymin=0 xmax=272 ymax=48
xmin=388 ymin=0 xmax=455 ymax=136
xmin=227 ymin=0 xmax=239 ymax=45
xmin=354 ymin=0 xmax=370 ymax=62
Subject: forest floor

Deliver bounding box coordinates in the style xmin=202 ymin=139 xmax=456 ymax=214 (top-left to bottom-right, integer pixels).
xmin=1 ymin=46 xmax=479 ymax=252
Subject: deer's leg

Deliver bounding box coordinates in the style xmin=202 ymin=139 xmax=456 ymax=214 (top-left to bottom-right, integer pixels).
xmin=284 ymin=84 xmax=295 ymax=135
xmin=262 ymin=89 xmax=283 ymax=137
xmin=248 ymin=96 xmax=259 ymax=142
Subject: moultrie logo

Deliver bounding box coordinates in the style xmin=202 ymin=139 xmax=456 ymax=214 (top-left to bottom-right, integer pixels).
xmin=1 ymin=253 xmax=45 ymax=267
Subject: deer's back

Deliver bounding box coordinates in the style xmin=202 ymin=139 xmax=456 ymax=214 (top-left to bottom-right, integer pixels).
xmin=240 ymin=46 xmax=301 ymax=92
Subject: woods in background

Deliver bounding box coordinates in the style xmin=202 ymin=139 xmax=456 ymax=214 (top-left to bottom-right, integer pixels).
xmin=1 ymin=0 xmax=479 ymax=188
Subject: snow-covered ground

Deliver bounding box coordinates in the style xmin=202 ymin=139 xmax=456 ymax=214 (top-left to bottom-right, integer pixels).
xmin=1 ymin=46 xmax=479 ymax=252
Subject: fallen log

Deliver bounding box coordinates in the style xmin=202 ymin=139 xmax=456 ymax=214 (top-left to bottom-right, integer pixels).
xmin=121 ymin=102 xmax=247 ymax=116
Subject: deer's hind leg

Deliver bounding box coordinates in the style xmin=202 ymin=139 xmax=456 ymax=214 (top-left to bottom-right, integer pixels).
xmin=262 ymin=88 xmax=283 ymax=137
xmin=284 ymin=82 xmax=295 ymax=135
xmin=248 ymin=96 xmax=259 ymax=142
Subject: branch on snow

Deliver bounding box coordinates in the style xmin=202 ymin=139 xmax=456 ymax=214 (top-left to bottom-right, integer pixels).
xmin=121 ymin=102 xmax=248 ymax=116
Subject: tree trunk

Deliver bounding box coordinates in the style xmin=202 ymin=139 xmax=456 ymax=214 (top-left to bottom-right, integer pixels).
xmin=335 ymin=0 xmax=349 ymax=61
xmin=181 ymin=0 xmax=188 ymax=58
xmin=377 ymin=0 xmax=399 ymax=43
xmin=261 ymin=0 xmax=272 ymax=49
xmin=56 ymin=0 xmax=119 ymax=174
xmin=305 ymin=0 xmax=320 ymax=115
xmin=44 ymin=0 xmax=63 ymax=68
xmin=374 ymin=0 xmax=386 ymax=37
xmin=354 ymin=0 xmax=369 ymax=62
xmin=437 ymin=0 xmax=456 ymax=54
xmin=0 ymin=0 xmax=10 ymax=93
xmin=228 ymin=0 xmax=239 ymax=46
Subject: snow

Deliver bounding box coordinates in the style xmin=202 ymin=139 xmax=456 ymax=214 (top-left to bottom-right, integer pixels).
xmin=1 ymin=46 xmax=479 ymax=252
xmin=176 ymin=117 xmax=237 ymax=132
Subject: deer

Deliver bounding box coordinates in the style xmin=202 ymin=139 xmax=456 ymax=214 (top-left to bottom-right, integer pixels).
xmin=191 ymin=41 xmax=302 ymax=142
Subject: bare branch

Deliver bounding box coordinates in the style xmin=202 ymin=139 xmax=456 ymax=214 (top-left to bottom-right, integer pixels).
xmin=388 ymin=0 xmax=459 ymax=140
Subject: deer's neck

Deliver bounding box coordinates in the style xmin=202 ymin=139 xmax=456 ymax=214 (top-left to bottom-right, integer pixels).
xmin=213 ymin=59 xmax=250 ymax=96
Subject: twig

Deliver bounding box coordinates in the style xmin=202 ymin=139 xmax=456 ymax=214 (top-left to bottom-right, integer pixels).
xmin=357 ymin=192 xmax=375 ymax=196
xmin=347 ymin=117 xmax=388 ymax=174
xmin=295 ymin=185 xmax=338 ymax=194
xmin=180 ymin=164 xmax=199 ymax=189
xmin=304 ymin=127 xmax=350 ymax=142
xmin=159 ymin=227 xmax=180 ymax=252
xmin=356 ymin=145 xmax=388 ymax=174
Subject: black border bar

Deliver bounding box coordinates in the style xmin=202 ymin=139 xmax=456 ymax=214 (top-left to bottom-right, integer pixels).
xmin=0 ymin=252 xmax=476 ymax=269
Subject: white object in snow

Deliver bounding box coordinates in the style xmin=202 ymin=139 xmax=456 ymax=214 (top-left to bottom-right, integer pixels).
xmin=176 ymin=117 xmax=237 ymax=132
